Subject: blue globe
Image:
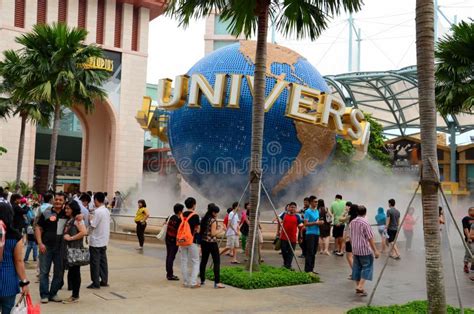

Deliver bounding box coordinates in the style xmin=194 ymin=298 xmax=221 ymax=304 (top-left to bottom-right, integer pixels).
xmin=168 ymin=41 xmax=336 ymax=205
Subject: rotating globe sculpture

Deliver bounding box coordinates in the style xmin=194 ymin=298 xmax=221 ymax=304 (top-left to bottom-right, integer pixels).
xmin=167 ymin=41 xmax=337 ymax=204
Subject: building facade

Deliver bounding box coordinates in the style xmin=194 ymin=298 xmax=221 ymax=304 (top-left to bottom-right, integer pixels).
xmin=204 ymin=12 xmax=245 ymax=55
xmin=0 ymin=0 xmax=165 ymax=193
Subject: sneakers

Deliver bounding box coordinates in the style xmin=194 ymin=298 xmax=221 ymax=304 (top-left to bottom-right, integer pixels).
xmin=62 ymin=297 xmax=79 ymax=304
xmin=41 ymin=298 xmax=49 ymax=304
xmin=49 ymin=295 xmax=62 ymax=302
xmin=167 ymin=275 xmax=179 ymax=281
xmin=86 ymin=284 xmax=100 ymax=289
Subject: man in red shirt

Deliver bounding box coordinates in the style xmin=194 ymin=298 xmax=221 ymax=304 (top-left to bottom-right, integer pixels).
xmin=278 ymin=202 xmax=303 ymax=269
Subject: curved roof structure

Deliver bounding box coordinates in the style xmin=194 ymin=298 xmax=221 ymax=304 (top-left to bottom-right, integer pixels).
xmin=324 ymin=66 xmax=474 ymax=137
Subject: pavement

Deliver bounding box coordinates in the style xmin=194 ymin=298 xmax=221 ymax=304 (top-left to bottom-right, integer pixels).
xmin=23 ymin=237 xmax=474 ymax=314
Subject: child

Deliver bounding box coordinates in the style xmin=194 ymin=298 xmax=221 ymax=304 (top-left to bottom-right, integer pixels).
xmin=375 ymin=207 xmax=388 ymax=253
xmin=24 ymin=218 xmax=37 ymax=262
xmin=402 ymin=207 xmax=417 ymax=251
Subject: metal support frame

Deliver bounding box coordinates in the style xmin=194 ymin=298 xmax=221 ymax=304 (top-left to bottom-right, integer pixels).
xmin=324 ymin=66 xmax=474 ymax=138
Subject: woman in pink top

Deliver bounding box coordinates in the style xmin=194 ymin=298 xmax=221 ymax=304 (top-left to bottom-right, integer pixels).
xmin=402 ymin=207 xmax=417 ymax=251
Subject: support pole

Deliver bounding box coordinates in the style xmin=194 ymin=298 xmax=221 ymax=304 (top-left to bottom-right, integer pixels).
xmin=356 ymin=28 xmax=361 ymax=72
xmin=348 ymin=13 xmax=353 ymax=72
xmin=367 ymin=183 xmax=421 ymax=306
xmin=440 ymin=196 xmax=464 ymax=314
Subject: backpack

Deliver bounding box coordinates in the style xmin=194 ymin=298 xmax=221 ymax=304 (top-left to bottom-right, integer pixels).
xmin=0 ymin=220 xmax=6 ymax=263
xmin=176 ymin=212 xmax=197 ymax=247
xmin=223 ymin=214 xmax=229 ymax=228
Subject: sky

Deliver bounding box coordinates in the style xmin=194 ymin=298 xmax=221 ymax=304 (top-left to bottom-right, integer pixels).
xmin=145 ymin=0 xmax=474 ymax=144
xmin=146 ymin=0 xmax=473 ymax=83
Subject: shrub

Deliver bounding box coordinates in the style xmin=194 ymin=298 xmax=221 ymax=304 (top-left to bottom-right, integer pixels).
xmin=347 ymin=300 xmax=474 ymax=314
xmin=205 ymin=264 xmax=319 ymax=289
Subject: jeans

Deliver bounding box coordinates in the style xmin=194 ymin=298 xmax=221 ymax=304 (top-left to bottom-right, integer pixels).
xmin=24 ymin=240 xmax=38 ymax=261
xmin=281 ymin=240 xmax=296 ymax=269
xmin=0 ymin=295 xmax=16 ymax=314
xmin=136 ymin=222 xmax=146 ymax=247
xmin=68 ymin=265 xmax=81 ymax=298
xmin=89 ymin=246 xmax=108 ymax=287
xmin=166 ymin=239 xmax=179 ymax=278
xmin=304 ymin=234 xmax=319 ymax=272
xmin=180 ymin=243 xmax=200 ymax=286
xmin=39 ymin=245 xmax=64 ymax=299
xmin=200 ymin=241 xmax=220 ymax=284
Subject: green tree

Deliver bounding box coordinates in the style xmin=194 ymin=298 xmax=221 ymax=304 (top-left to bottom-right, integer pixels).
xmin=435 ymin=20 xmax=474 ymax=115
xmin=416 ymin=0 xmax=446 ymax=312
xmin=0 ymin=50 xmax=52 ymax=192
xmin=16 ymin=23 xmax=110 ymax=190
xmin=166 ymin=0 xmax=363 ymax=270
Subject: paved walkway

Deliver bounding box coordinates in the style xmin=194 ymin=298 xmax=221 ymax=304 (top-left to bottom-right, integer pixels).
xmin=24 ymin=238 xmax=473 ymax=313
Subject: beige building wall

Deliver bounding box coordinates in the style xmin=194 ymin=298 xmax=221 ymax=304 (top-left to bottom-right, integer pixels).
xmin=0 ymin=0 xmax=164 ymax=195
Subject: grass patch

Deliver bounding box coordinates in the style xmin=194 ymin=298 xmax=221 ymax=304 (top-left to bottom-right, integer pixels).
xmin=205 ymin=264 xmax=319 ymax=289
xmin=347 ymin=300 xmax=474 ymax=314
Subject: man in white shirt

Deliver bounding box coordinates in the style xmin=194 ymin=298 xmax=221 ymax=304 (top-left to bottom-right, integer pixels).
xmin=220 ymin=202 xmax=240 ymax=264
xmin=87 ymin=192 xmax=110 ymax=289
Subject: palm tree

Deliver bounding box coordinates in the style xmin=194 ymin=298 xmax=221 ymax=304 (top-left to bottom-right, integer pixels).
xmin=166 ymin=0 xmax=363 ymax=270
xmin=0 ymin=50 xmax=52 ymax=192
xmin=15 ymin=23 xmax=110 ymax=190
xmin=415 ymin=0 xmax=446 ymax=312
xmin=435 ymin=20 xmax=474 ymax=115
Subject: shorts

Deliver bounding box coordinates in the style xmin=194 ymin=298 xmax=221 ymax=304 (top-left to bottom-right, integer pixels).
xmin=352 ymin=254 xmax=374 ymax=281
xmin=377 ymin=225 xmax=386 ymax=235
xmin=332 ymin=225 xmax=345 ymax=238
xmin=226 ymin=235 xmax=240 ymax=249
xmin=387 ymin=229 xmax=397 ymax=243
xmin=345 ymin=241 xmax=352 ymax=253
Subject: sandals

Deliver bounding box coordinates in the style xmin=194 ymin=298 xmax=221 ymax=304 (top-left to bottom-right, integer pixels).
xmin=356 ymin=289 xmax=368 ymax=296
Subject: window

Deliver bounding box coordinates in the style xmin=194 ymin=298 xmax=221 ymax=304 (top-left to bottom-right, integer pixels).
xmin=37 ymin=0 xmax=47 ymax=24
xmin=131 ymin=6 xmax=140 ymax=51
xmin=78 ymin=0 xmax=87 ymax=28
xmin=14 ymin=0 xmax=25 ymax=28
xmin=96 ymin=0 xmax=105 ymax=44
xmin=114 ymin=2 xmax=123 ymax=48
xmin=58 ymin=0 xmax=68 ymax=23
xmin=214 ymin=15 xmax=232 ymax=35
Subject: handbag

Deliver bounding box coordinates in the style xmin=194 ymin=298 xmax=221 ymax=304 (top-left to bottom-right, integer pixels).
xmin=26 ymin=294 xmax=41 ymax=314
xmin=273 ymin=237 xmax=281 ymax=251
xmin=67 ymin=247 xmax=90 ymax=266
xmin=156 ymin=215 xmax=171 ymax=241
xmin=12 ymin=294 xmax=27 ymax=314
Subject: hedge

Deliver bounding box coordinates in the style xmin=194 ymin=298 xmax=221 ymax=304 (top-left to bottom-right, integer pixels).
xmin=348 ymin=301 xmax=474 ymax=314
xmin=205 ymin=264 xmax=319 ymax=289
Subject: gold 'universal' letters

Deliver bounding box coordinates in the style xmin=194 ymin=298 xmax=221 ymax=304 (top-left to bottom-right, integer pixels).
xmin=142 ymin=73 xmax=370 ymax=153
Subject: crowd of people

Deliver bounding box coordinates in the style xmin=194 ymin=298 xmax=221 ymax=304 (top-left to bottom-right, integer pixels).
xmin=0 ymin=187 xmax=111 ymax=313
xmin=1 ymin=185 xmax=473 ymax=312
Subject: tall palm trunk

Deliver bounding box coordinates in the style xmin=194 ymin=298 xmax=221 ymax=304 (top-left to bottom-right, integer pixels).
xmin=416 ymin=0 xmax=446 ymax=312
xmin=47 ymin=103 xmax=61 ymax=191
xmin=15 ymin=113 xmax=27 ymax=192
xmin=246 ymin=1 xmax=269 ymax=272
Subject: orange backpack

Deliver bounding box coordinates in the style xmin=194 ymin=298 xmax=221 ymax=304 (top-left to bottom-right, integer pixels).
xmin=176 ymin=212 xmax=197 ymax=247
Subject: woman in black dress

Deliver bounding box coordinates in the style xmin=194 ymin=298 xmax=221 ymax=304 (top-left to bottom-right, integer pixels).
xmin=62 ymin=201 xmax=87 ymax=304
xmin=317 ymin=199 xmax=332 ymax=255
